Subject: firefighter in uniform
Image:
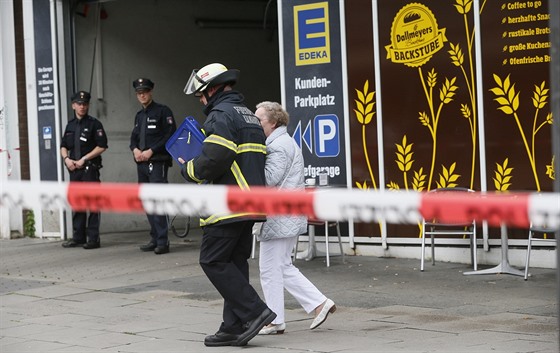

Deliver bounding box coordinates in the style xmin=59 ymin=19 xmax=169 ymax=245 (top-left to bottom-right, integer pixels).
xmin=60 ymin=91 xmax=108 ymax=249
xmin=181 ymin=63 xmax=276 ymax=347
xmin=129 ymin=78 xmax=177 ymax=255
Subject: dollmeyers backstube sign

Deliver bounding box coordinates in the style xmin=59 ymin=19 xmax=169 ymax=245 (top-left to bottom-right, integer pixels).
xmin=385 ymin=3 xmax=447 ymax=67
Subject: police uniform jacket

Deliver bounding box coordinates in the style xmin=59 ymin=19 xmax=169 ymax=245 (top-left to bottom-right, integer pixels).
xmin=61 ymin=115 xmax=108 ymax=168
xmin=129 ymin=100 xmax=176 ymax=163
xmin=181 ymin=90 xmax=267 ymax=226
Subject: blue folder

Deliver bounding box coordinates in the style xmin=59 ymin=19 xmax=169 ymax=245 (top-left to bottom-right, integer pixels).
xmin=166 ymin=116 xmax=205 ymax=166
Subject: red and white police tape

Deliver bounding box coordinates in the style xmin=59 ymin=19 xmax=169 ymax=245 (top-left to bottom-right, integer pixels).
xmin=1 ymin=180 xmax=559 ymax=229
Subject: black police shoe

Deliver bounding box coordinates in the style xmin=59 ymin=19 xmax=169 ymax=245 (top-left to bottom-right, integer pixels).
xmin=235 ymin=308 xmax=276 ymax=346
xmin=83 ymin=241 xmax=100 ymax=250
xmin=154 ymin=245 xmax=169 ymax=255
xmin=204 ymin=331 xmax=240 ymax=347
xmin=140 ymin=242 xmax=156 ymax=252
xmin=62 ymin=240 xmax=85 ymax=248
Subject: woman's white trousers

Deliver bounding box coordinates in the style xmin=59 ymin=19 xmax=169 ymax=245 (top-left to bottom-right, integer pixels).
xmin=259 ymin=236 xmax=326 ymax=325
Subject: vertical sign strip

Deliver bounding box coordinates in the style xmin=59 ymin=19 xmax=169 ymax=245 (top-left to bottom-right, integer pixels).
xmin=278 ymin=0 xmax=287 ymax=106
xmin=33 ymin=0 xmax=57 ymax=181
xmin=283 ymin=0 xmax=347 ymax=187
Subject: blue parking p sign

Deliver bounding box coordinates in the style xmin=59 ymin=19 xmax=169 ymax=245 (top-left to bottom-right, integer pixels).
xmin=313 ymin=114 xmax=339 ymax=157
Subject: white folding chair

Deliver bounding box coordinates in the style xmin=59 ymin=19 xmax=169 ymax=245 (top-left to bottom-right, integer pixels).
xmin=524 ymin=225 xmax=556 ymax=280
xmin=421 ymin=187 xmax=477 ymax=271
xmin=295 ymin=219 xmax=345 ymax=267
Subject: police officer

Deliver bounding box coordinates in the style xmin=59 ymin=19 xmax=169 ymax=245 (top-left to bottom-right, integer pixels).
xmin=130 ymin=78 xmax=177 ymax=255
xmin=60 ymin=91 xmax=108 ymax=249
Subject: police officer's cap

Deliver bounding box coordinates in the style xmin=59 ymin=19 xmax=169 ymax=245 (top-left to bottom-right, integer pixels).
xmin=133 ymin=78 xmax=155 ymax=91
xmin=71 ymin=91 xmax=91 ymax=103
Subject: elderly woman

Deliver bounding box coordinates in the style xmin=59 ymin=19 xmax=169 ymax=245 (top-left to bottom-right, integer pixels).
xmin=255 ymin=101 xmax=336 ymax=335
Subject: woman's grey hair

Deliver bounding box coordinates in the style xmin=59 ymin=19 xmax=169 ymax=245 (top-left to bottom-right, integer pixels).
xmin=256 ymin=101 xmax=289 ymax=127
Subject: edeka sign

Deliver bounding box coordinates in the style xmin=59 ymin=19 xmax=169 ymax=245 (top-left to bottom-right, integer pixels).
xmin=294 ymin=2 xmax=331 ymax=66
xmin=281 ymin=0 xmax=347 ymax=186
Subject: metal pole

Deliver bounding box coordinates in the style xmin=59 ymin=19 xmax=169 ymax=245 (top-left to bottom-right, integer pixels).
xmin=549 ymin=0 xmax=560 ymax=350
xmin=472 ymin=0 xmax=491 ymax=251
xmin=371 ymin=0 xmax=388 ymax=249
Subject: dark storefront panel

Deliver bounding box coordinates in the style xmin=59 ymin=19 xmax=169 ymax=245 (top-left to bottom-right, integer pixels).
xmin=344 ymin=0 xmax=552 ymax=239
xmin=282 ymin=0 xmax=348 ymax=187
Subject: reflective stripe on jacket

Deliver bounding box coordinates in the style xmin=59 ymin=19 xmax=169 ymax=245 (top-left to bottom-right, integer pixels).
xmin=181 ymin=90 xmax=267 ymax=226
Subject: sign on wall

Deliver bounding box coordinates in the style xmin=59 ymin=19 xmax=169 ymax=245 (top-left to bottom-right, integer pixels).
xmin=282 ymin=0 xmax=553 ymax=238
xmin=357 ymin=0 xmax=553 ymax=196
xmin=281 ymin=0 xmax=348 ymax=186
xmin=481 ymin=0 xmax=553 ymax=192
xmin=33 ymin=0 xmax=57 ymax=181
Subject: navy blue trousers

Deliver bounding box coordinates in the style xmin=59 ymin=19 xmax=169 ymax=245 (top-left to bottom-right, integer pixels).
xmin=69 ymin=166 xmax=100 ymax=243
xmin=137 ymin=162 xmax=169 ymax=246
xmin=199 ymin=221 xmax=268 ymax=334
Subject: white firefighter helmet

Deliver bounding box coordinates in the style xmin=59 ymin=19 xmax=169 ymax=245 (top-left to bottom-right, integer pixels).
xmin=183 ymin=63 xmax=240 ymax=96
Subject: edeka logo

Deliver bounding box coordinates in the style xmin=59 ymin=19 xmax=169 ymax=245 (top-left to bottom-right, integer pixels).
xmin=385 ymin=3 xmax=447 ymax=67
xmin=294 ymin=2 xmax=331 ymax=66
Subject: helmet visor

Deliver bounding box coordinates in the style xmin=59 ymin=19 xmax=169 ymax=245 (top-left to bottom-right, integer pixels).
xmin=183 ymin=70 xmax=206 ymax=95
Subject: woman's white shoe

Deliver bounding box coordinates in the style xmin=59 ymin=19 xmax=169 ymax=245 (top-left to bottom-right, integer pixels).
xmin=258 ymin=322 xmax=286 ymax=335
xmin=310 ymin=299 xmax=336 ymax=329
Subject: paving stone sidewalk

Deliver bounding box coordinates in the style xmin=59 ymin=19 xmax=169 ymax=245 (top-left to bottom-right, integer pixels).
xmin=0 ymin=229 xmax=558 ymax=352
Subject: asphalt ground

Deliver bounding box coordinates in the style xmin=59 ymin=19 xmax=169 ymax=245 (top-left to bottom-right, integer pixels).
xmin=0 ymin=228 xmax=558 ymax=352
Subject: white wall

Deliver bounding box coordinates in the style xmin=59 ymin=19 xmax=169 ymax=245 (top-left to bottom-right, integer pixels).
xmin=1 ymin=0 xmax=24 ymax=238
xmin=70 ymin=0 xmax=280 ymax=233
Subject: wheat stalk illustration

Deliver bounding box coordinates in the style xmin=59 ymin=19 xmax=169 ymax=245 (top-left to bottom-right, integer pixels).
xmin=490 ymin=74 xmax=549 ymax=191
xmin=449 ymin=41 xmax=477 ymax=189
xmin=395 ymin=135 xmax=414 ymax=190
xmin=435 ymin=162 xmax=461 ymax=188
xmin=546 ymin=155 xmax=555 ymax=180
xmin=531 ymin=81 xmax=552 ymax=165
xmin=454 ymin=0 xmax=473 ymax=14
xmin=355 ymin=180 xmax=369 ymax=190
xmin=493 ymin=158 xmax=513 ymax=191
xmin=412 ymin=167 xmax=427 ymax=191
xmin=448 ymin=0 xmax=491 ymax=190
xmin=418 ymin=67 xmax=459 ymax=190
xmin=354 ymin=80 xmax=377 ymax=190
xmin=354 ymin=81 xmax=384 ymax=235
